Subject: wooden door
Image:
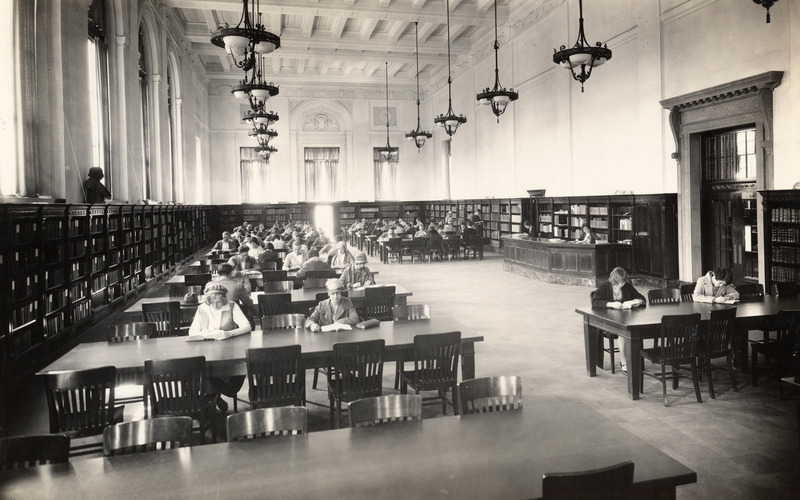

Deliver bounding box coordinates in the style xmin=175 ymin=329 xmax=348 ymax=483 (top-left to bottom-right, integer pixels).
xmin=702 ymin=191 xmax=745 ymax=284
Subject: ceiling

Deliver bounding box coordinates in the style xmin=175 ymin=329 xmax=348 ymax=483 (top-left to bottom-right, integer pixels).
xmin=164 ymin=0 xmax=520 ymax=90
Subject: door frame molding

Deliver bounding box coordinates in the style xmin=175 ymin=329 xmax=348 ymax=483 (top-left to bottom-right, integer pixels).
xmin=660 ymin=71 xmax=783 ymax=282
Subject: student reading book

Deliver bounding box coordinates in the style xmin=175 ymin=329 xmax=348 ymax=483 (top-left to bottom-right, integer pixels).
xmin=305 ymin=278 xmax=361 ymax=332
xmin=186 ymin=282 xmax=252 ymax=341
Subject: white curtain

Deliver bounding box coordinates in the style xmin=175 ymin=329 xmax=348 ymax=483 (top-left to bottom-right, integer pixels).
xmin=305 ymin=147 xmax=339 ymax=201
xmin=373 ymin=148 xmax=398 ymax=200
xmin=240 ymin=147 xmax=268 ymax=202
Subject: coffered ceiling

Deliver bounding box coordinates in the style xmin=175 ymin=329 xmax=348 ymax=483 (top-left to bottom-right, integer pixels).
xmin=164 ymin=0 xmax=521 ymax=89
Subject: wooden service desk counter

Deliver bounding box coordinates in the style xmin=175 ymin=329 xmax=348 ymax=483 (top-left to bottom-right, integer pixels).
xmin=502 ymin=236 xmax=632 ymax=287
xmin=0 ymin=400 xmax=696 ymax=499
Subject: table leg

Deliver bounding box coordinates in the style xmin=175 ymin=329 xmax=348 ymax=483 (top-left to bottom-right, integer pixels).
xmin=627 ymin=337 xmax=641 ymax=400
xmin=732 ymin=322 xmax=750 ymax=373
xmin=583 ymin=319 xmax=598 ymax=377
xmin=461 ymin=342 xmax=476 ymax=381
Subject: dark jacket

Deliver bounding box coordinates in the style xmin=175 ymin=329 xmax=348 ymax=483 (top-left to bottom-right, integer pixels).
xmin=591 ymin=281 xmax=646 ymax=309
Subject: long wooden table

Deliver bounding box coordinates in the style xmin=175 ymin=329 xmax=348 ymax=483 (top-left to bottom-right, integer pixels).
xmin=123 ymin=284 xmax=412 ymax=316
xmin=575 ymin=296 xmax=800 ymax=400
xmin=37 ymin=317 xmax=480 ymax=381
xmin=0 ymin=400 xmax=696 ymax=499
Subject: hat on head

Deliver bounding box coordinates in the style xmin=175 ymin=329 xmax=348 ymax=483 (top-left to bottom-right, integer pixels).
xmin=204 ymin=282 xmax=228 ymax=295
xmin=325 ymin=278 xmax=346 ymax=293
xmin=355 ymin=252 xmax=368 ymax=264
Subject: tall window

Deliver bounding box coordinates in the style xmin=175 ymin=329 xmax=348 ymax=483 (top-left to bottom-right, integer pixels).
xmin=167 ymin=63 xmax=182 ymax=202
xmin=240 ymin=147 xmax=268 ymax=203
xmin=703 ymin=127 xmax=757 ymax=181
xmin=138 ymin=26 xmax=152 ymax=199
xmin=373 ymin=148 xmax=398 ymax=200
xmin=88 ymin=0 xmax=111 ymax=192
xmin=304 ymin=147 xmax=340 ymax=201
xmin=195 ymin=136 xmax=203 ymax=202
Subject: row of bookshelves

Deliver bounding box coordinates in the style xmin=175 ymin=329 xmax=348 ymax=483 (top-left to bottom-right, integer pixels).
xmin=761 ymin=190 xmax=800 ymax=291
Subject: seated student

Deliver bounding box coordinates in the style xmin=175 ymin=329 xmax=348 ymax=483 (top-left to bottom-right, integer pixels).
xmin=305 ymin=279 xmax=361 ymax=332
xmin=228 ymin=245 xmax=258 ymax=271
xmin=426 ymin=224 xmax=445 ymax=261
xmin=211 ymin=264 xmax=256 ymax=319
xmin=270 ymin=234 xmax=287 ymax=250
xmin=329 ymin=241 xmax=355 ymax=268
xmin=523 ymin=220 xmax=535 ymax=237
xmin=213 ymin=231 xmax=239 ymax=252
xmin=693 ymin=268 xmax=740 ymax=303
xmin=189 ymin=282 xmax=252 ymax=411
xmin=575 ymin=223 xmax=598 ymax=244
xmin=296 ymin=249 xmax=335 ymax=281
xmin=340 ymin=252 xmax=375 ymax=288
xmin=247 ymin=237 xmax=265 ymax=260
xmin=282 ymin=240 xmax=307 ymax=271
xmin=591 ymin=267 xmax=646 ymax=374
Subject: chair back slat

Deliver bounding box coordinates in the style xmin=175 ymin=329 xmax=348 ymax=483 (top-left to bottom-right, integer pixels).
xmin=44 ymin=366 xmax=118 ymax=438
xmin=260 ymin=314 xmax=306 ymax=330
xmin=459 ymin=376 xmax=522 ymax=414
xmin=648 ymin=288 xmax=681 ymax=305
xmin=226 ymin=407 xmax=308 ymax=442
xmin=679 ymin=284 xmax=695 ymax=302
xmin=331 ymin=340 xmax=385 ymax=400
xmin=411 ymin=332 xmax=461 ymax=388
xmin=392 ymin=304 xmax=430 ymax=321
xmin=349 ymin=395 xmax=422 ymax=428
xmin=144 ymin=356 xmax=207 ymax=418
xmin=257 ymin=293 xmax=292 ymax=317
xmin=263 ymin=280 xmax=294 ymax=293
xmin=246 ymin=345 xmax=305 ymax=408
xmin=262 ymin=270 xmax=288 ymax=282
xmin=361 ymin=286 xmax=396 ymax=321
xmin=107 ymin=322 xmax=156 ymax=343
xmin=0 ymin=435 xmax=70 ymax=470
xmin=103 ymin=416 xmax=192 ymax=456
xmin=660 ymin=314 xmax=701 ymax=360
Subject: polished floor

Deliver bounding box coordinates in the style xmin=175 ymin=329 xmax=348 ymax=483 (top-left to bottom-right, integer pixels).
xmin=5 ymin=245 xmax=799 ymax=499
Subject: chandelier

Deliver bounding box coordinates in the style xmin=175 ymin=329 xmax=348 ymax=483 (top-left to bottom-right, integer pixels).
xmin=477 ymin=1 xmax=518 ymax=122
xmin=256 ymin=145 xmax=277 ymax=160
xmin=210 ymin=0 xmax=280 ymax=72
xmin=433 ymin=0 xmax=467 ymax=140
xmin=552 ymin=0 xmax=612 ymax=92
xmin=753 ymin=0 xmax=777 ymax=23
xmin=242 ymin=106 xmax=279 ymax=128
xmin=248 ymin=125 xmax=278 ymax=145
xmin=376 ymin=62 xmax=399 ymax=160
xmin=405 ymin=22 xmax=432 ymax=151
xmin=232 ymin=55 xmax=279 ymax=109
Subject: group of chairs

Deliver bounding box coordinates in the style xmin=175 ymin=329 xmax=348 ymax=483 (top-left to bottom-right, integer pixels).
xmin=378 ymin=234 xmax=483 ymax=264
xmin=597 ymin=282 xmax=800 ymax=407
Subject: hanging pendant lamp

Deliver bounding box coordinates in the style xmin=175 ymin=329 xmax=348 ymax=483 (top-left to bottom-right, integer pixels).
xmin=433 ymin=0 xmax=467 ymax=143
xmin=552 ymin=0 xmax=612 ymax=92
xmin=210 ymin=0 xmax=280 ymax=72
xmin=476 ymin=0 xmax=518 ymax=122
xmin=405 ymin=22 xmax=432 ymax=151
xmin=376 ymin=62 xmax=399 ymax=160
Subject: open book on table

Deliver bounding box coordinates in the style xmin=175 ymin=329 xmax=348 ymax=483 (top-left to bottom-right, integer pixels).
xmin=185 ymin=331 xmax=233 ymax=341
xmin=620 ymin=300 xmax=641 ymax=309
xmin=321 ymin=323 xmax=353 ymax=333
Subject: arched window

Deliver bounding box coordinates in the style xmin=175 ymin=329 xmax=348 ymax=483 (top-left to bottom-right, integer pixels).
xmin=138 ymin=26 xmax=152 ymax=200
xmin=87 ymin=0 xmax=112 ymax=195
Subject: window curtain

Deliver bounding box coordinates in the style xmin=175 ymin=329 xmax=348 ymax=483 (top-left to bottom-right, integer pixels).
xmin=373 ymin=148 xmax=398 ymax=200
xmin=305 ymin=147 xmax=339 ymax=201
xmin=240 ymin=147 xmax=268 ymax=202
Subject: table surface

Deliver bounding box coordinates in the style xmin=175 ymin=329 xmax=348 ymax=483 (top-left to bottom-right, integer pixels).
xmin=0 ymin=400 xmax=696 ymax=500
xmin=124 ymin=284 xmax=411 ymax=313
xmin=575 ymin=295 xmax=800 ymax=336
xmin=37 ymin=316 xmax=476 ymax=376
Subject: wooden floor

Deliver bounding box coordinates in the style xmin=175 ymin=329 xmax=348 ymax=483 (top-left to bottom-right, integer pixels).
xmin=5 ymin=244 xmax=799 ymax=499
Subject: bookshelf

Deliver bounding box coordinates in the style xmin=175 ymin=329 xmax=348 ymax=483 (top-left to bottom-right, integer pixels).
xmin=89 ymin=206 xmax=109 ymax=322
xmin=760 ymin=190 xmax=800 ymax=293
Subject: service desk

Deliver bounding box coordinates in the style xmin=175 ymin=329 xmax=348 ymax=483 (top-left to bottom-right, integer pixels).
xmin=0 ymin=400 xmax=696 ymax=499
xmin=502 ymin=236 xmax=632 ymax=286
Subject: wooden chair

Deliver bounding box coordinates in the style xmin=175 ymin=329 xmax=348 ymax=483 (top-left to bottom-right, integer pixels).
xmin=260 ymin=260 xmax=278 ymax=271
xmin=261 ymin=314 xmax=306 ymax=331
xmin=458 ymin=376 xmax=522 ymax=414
xmin=590 ymin=291 xmax=619 ymax=374
xmin=639 ymin=313 xmax=702 ymax=407
xmin=262 ymin=270 xmax=288 ymax=282
xmin=304 ymin=269 xmax=337 ymax=279
xmin=144 ymin=356 xmax=217 ymax=444
xmin=400 ymin=331 xmax=461 ymax=415
xmin=185 ymin=264 xmax=211 ymax=275
xmin=737 ymin=283 xmax=765 ymax=302
xmin=699 ymin=307 xmax=738 ymax=399
xmin=408 ymin=236 xmax=428 ymax=263
xmin=442 ymin=236 xmax=461 ymax=261
xmin=360 ymin=286 xmax=396 ymax=322
xmin=328 ymin=339 xmax=385 ymax=429
xmin=776 ymin=282 xmax=800 ymax=298
xmin=142 ymin=301 xmax=185 ymax=337
xmin=680 ymin=283 xmax=695 ymax=302
xmin=257 ymin=293 xmax=292 ymax=318
xmin=102 ymin=416 xmax=192 ymax=456
xmin=302 ymin=277 xmax=328 ymax=290
xmin=262 ymin=280 xmax=294 ymax=293
xmin=647 ymin=288 xmax=681 ymax=305
xmin=391 ymin=304 xmax=431 ymax=389
xmin=44 ymin=366 xmax=124 ymax=456
xmin=168 ymin=284 xmax=188 ymax=297
xmin=542 ymin=461 xmax=635 ymax=500
xmin=246 ymin=345 xmax=305 ymax=409
xmin=0 ymin=435 xmax=70 ymax=470
xmin=348 ymin=394 xmax=423 ymax=428
xmin=226 ymin=407 xmax=308 ymax=442
xmin=462 ymin=233 xmax=482 ymax=260
xmin=752 ymin=310 xmax=800 ymax=392
xmin=106 ymin=322 xmax=156 ymax=407
xmin=383 ymin=238 xmax=404 ymax=264
xmin=426 ymin=236 xmax=445 ymax=262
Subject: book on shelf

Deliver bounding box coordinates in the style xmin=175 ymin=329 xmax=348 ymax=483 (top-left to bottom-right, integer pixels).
xmin=321 ymin=323 xmax=352 ymax=332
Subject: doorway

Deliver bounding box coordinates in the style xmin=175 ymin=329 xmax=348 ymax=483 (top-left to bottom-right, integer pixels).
xmin=314 ymin=205 xmax=334 ymax=241
xmin=700 ymin=127 xmax=758 ymax=284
